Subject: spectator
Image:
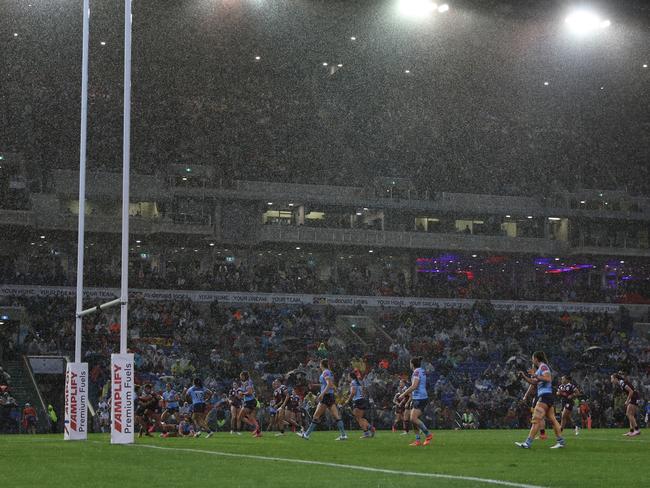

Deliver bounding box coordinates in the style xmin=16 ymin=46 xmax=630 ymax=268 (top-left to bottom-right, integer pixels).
xmin=22 ymin=403 xmax=38 ymax=434
xmin=47 ymin=404 xmax=58 ymax=433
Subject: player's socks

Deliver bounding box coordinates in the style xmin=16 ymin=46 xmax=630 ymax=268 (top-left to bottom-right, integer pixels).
xmin=416 ymin=419 xmax=430 ymax=436
xmin=305 ymin=421 xmax=317 ymax=436
xmin=336 ymin=419 xmax=346 ymax=436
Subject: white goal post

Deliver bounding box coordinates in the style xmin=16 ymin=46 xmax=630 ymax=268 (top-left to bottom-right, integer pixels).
xmin=64 ymin=0 xmax=135 ymax=444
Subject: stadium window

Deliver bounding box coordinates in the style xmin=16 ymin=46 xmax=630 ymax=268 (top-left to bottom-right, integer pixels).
xmin=262 ymin=210 xmax=293 ymax=225
xmin=305 ymin=211 xmax=325 ymax=220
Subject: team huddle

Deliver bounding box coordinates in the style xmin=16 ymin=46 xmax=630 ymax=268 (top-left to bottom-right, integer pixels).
xmin=98 ymin=352 xmax=642 ymax=447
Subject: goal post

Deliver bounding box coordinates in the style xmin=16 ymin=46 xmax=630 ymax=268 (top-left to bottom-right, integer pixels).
xmin=65 ymin=0 xmax=135 ymax=444
xmin=64 ymin=0 xmax=90 ymax=442
xmin=111 ymin=0 xmax=135 ymax=445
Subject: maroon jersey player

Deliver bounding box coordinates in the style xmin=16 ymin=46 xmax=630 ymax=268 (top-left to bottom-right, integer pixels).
xmin=611 ymin=372 xmax=641 ymax=437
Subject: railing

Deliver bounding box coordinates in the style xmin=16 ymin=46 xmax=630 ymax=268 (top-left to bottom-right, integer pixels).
xmin=259 ymin=225 xmax=567 ymax=254
xmin=0 ymin=208 xmax=35 ymax=226
xmin=22 ymin=355 xmax=51 ymax=432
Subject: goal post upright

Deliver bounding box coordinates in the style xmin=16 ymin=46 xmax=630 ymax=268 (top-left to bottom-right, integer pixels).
xmin=64 ymin=0 xmax=91 ymax=442
xmin=110 ymin=0 xmax=135 ymax=445
xmin=120 ymin=0 xmax=132 ymax=358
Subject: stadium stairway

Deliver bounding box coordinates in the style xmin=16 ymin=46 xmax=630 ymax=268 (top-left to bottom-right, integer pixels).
xmin=335 ymin=315 xmax=370 ymax=348
xmin=3 ymin=358 xmax=50 ymax=433
xmin=335 ymin=315 xmax=395 ymax=349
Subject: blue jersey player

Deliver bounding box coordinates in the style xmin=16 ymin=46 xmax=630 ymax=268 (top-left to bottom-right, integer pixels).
xmin=239 ymin=371 xmax=261 ymax=437
xmin=399 ymin=357 xmax=433 ymax=446
xmin=346 ymin=371 xmax=375 ymax=438
xmin=298 ymin=359 xmax=347 ymax=440
xmin=185 ymin=377 xmax=214 ymax=438
xmin=161 ymin=383 xmax=179 ymax=423
xmin=516 ymin=351 xmax=565 ymax=449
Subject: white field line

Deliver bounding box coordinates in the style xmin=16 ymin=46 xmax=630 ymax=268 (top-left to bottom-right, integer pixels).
xmin=128 ymin=442 xmax=547 ymax=488
xmin=575 ymin=436 xmax=650 ymax=444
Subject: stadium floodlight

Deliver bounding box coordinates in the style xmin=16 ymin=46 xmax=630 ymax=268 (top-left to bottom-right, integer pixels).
xmin=565 ymin=10 xmax=611 ymax=35
xmin=398 ymin=0 xmax=437 ymax=18
xmin=438 ymin=3 xmax=449 ymax=13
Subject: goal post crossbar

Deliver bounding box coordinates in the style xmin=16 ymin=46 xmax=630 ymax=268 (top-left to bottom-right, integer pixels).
xmin=76 ymin=298 xmax=124 ymax=318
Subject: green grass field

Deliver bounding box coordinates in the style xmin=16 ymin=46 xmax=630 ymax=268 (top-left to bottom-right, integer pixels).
xmin=2 ymin=429 xmax=648 ymax=487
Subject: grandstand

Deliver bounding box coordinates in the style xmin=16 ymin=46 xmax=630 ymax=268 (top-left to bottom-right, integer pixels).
xmin=1 ymin=169 xmax=649 ymax=434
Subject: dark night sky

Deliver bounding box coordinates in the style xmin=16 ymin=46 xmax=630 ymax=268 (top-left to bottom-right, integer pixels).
xmin=1 ymin=0 xmax=648 ymax=196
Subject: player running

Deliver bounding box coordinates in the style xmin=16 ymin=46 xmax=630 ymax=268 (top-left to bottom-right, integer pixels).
xmin=522 ymin=383 xmax=547 ymax=440
xmin=345 ymin=371 xmax=375 ymax=439
xmin=161 ymin=383 xmax=180 ymax=424
xmin=298 ymin=359 xmax=348 ymax=440
xmin=135 ymin=384 xmax=160 ymax=437
xmin=399 ymin=357 xmax=433 ymax=447
xmin=557 ymin=375 xmax=581 ymax=435
xmin=611 ymin=372 xmax=641 ymax=437
xmin=239 ymin=371 xmax=262 ymax=437
xmin=393 ymin=379 xmax=411 ymax=435
xmin=284 ymin=388 xmax=303 ymax=433
xmin=185 ymin=377 xmax=214 ymax=438
xmin=515 ymin=351 xmax=565 ymax=449
xmin=228 ymin=381 xmax=243 ymax=435
xmin=272 ymin=378 xmax=294 ymax=436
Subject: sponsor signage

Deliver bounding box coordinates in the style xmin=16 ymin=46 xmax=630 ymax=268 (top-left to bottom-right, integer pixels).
xmin=111 ymin=353 xmax=135 ymax=444
xmin=64 ymin=362 xmax=88 ymax=440
xmin=0 ymin=283 xmax=645 ymax=314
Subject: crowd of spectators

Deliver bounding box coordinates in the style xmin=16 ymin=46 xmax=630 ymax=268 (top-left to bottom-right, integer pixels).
xmin=3 ymin=292 xmax=649 ymax=431
xmin=2 ymin=248 xmax=649 ymax=304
